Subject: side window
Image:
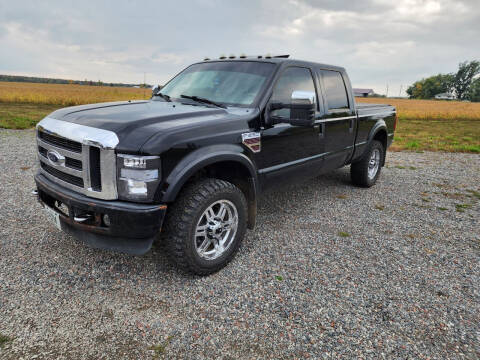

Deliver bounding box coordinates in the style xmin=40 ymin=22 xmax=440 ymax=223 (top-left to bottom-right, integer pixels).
xmin=271 ymin=67 xmax=316 ymax=118
xmin=320 ymin=70 xmax=349 ymax=110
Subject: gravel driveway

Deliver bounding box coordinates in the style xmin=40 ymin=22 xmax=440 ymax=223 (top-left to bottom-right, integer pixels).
xmin=0 ymin=129 xmax=479 ymax=359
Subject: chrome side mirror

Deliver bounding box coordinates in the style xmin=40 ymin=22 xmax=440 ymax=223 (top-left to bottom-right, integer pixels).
xmin=151 ymin=85 xmax=161 ymax=98
xmin=291 ymin=90 xmax=316 ymax=105
xmin=289 ymin=90 xmax=316 ymax=126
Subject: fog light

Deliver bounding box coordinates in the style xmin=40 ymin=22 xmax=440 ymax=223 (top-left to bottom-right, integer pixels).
xmin=103 ymin=214 xmax=111 ymax=227
xmin=126 ymin=179 xmax=148 ymax=195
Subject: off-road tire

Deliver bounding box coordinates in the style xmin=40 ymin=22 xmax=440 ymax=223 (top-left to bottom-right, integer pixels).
xmin=164 ymin=178 xmax=247 ymax=275
xmin=350 ymin=140 xmax=385 ymax=187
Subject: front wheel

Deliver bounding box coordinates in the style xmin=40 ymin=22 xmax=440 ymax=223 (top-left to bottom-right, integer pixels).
xmin=350 ymin=140 xmax=385 ymax=187
xmin=164 ymin=178 xmax=247 ymax=275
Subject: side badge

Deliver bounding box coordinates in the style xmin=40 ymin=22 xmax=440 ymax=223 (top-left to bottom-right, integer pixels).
xmin=242 ymin=132 xmax=261 ymax=153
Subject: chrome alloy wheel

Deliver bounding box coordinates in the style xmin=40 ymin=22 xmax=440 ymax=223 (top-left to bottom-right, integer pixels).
xmin=368 ymin=148 xmax=381 ymax=180
xmin=194 ymin=200 xmax=239 ymax=260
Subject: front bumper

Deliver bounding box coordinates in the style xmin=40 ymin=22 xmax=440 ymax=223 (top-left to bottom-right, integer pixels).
xmin=35 ymin=173 xmax=167 ymax=255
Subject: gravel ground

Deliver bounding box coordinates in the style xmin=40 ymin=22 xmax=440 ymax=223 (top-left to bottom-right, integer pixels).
xmin=0 ymin=129 xmax=479 ymax=359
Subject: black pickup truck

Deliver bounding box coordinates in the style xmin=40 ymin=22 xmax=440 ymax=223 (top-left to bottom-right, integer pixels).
xmin=34 ymin=56 xmax=397 ymax=275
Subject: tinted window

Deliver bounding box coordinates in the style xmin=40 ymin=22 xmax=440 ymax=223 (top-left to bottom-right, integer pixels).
xmin=271 ymin=67 xmax=316 ymax=118
xmin=159 ymin=61 xmax=275 ymax=106
xmin=320 ymin=70 xmax=349 ymax=110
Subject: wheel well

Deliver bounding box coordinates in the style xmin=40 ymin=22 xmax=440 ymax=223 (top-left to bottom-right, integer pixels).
xmin=177 ymin=161 xmax=257 ymax=229
xmin=373 ymin=129 xmax=387 ymax=151
xmin=373 ymin=129 xmax=387 ymax=166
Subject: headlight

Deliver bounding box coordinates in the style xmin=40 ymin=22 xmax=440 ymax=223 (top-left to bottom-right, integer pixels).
xmin=117 ymin=154 xmax=161 ymax=202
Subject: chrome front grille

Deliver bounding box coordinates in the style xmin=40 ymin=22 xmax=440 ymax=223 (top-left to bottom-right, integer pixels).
xmin=40 ymin=161 xmax=85 ymax=187
xmin=36 ymin=117 xmax=119 ymax=200
xmin=38 ymin=130 xmax=82 ymax=153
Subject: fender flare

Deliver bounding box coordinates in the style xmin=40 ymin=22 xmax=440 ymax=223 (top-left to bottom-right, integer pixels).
xmin=365 ymin=120 xmax=388 ymax=165
xmin=161 ymin=144 xmax=259 ymax=203
xmin=367 ymin=119 xmax=387 ymax=144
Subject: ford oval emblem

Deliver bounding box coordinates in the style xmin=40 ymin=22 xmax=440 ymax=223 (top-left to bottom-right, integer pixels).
xmin=46 ymin=150 xmax=65 ymax=166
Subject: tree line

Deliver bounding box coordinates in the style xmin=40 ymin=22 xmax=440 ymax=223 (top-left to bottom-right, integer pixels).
xmin=406 ymin=60 xmax=480 ymax=102
xmin=0 ymin=74 xmax=148 ymax=88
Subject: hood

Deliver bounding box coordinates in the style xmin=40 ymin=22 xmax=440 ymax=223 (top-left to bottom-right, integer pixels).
xmin=49 ymin=100 xmax=251 ymax=153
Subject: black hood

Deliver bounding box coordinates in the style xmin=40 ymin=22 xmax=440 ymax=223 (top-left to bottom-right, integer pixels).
xmin=49 ymin=100 xmax=254 ymax=153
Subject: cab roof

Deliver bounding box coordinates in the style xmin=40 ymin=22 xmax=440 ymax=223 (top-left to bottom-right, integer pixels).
xmin=199 ymin=57 xmax=346 ymax=73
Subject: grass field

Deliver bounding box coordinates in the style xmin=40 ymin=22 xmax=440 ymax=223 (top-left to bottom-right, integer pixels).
xmin=0 ymin=81 xmax=479 ymax=153
xmin=356 ymin=97 xmax=479 ymax=153
xmin=0 ymin=81 xmax=150 ymax=106
xmin=0 ymin=81 xmax=150 ymax=129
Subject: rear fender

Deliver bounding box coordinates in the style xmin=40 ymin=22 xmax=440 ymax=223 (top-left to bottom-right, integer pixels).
xmin=366 ymin=120 xmax=388 ymax=165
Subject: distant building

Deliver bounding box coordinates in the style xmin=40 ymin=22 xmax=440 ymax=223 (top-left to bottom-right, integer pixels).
xmin=353 ymin=88 xmax=374 ymax=97
xmin=434 ymin=92 xmax=455 ymax=100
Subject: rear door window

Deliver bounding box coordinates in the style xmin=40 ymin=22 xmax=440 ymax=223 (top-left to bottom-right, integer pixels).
xmin=320 ymin=70 xmax=349 ymax=110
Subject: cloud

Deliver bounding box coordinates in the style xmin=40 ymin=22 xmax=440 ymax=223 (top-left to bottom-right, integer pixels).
xmin=0 ymin=0 xmax=479 ymax=94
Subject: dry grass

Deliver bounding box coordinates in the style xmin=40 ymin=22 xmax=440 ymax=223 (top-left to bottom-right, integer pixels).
xmin=0 ymin=81 xmax=150 ymax=129
xmin=356 ymin=97 xmax=480 ymax=121
xmin=0 ymin=81 xmax=149 ymax=106
xmin=356 ymin=98 xmax=480 ymax=153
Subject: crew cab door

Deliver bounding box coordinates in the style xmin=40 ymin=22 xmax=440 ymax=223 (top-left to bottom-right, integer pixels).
xmin=315 ymin=69 xmax=356 ymax=171
xmin=255 ymin=66 xmax=324 ymax=187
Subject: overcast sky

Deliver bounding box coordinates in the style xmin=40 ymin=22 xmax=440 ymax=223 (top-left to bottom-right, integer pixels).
xmin=1 ymin=0 xmax=479 ymax=95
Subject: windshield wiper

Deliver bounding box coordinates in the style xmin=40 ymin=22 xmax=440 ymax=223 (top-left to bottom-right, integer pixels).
xmin=180 ymin=94 xmax=226 ymax=108
xmin=153 ymin=91 xmax=171 ymax=102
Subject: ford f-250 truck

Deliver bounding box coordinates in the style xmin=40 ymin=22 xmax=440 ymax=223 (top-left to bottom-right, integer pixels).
xmin=34 ymin=56 xmax=397 ymax=275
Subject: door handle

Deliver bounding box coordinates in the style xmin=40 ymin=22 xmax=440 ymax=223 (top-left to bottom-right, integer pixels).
xmin=349 ymin=118 xmax=354 ymax=133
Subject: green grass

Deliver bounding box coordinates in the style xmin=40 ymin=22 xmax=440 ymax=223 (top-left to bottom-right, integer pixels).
xmin=0 ymin=333 xmax=13 ymax=348
xmin=466 ymin=189 xmax=480 ymax=199
xmin=275 ymin=275 xmax=283 ymax=281
xmin=0 ymin=102 xmax=60 ymax=129
xmin=455 ymin=144 xmax=480 ymax=153
xmin=149 ymin=336 xmax=174 ymax=358
xmin=338 ymin=231 xmax=350 ymax=237
xmin=1 ymin=100 xmax=479 ymax=154
xmin=455 ymin=204 xmax=472 ymax=212
xmin=391 ymin=118 xmax=480 ymax=153
xmin=405 ymin=140 xmax=420 ymax=150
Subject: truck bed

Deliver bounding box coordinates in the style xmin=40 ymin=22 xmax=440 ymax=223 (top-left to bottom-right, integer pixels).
xmin=355 ymin=102 xmax=396 ymax=116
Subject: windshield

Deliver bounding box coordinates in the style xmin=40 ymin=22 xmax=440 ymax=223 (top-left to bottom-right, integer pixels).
xmin=158 ymin=61 xmax=275 ymax=107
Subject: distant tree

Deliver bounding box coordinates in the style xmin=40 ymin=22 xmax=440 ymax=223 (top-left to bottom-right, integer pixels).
xmin=406 ymin=73 xmax=454 ymax=99
xmin=453 ymin=60 xmax=480 ymax=100
xmin=468 ymin=78 xmax=480 ymax=102
xmin=0 ymin=74 xmax=136 ymax=87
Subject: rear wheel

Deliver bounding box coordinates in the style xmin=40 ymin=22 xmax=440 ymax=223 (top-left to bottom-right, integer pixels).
xmin=350 ymin=140 xmax=385 ymax=187
xmin=164 ymin=178 xmax=247 ymax=275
